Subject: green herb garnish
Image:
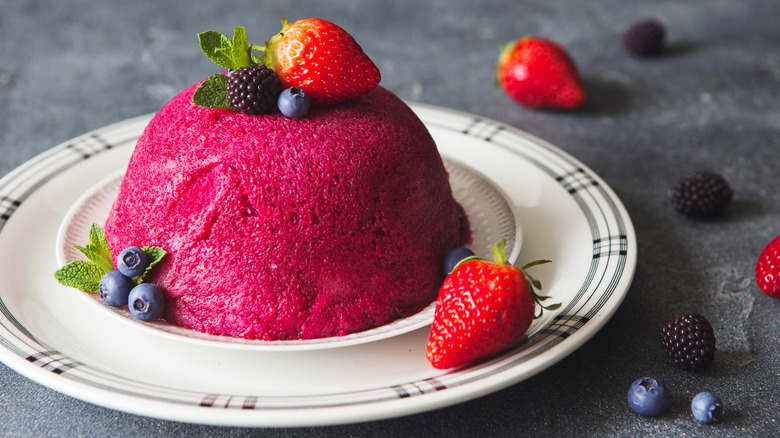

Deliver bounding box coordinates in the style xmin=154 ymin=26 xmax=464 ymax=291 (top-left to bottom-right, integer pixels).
xmin=191 ymin=73 xmax=232 ymax=110
xmin=192 ymin=26 xmax=264 ymax=109
xmin=54 ymin=223 xmax=167 ymax=293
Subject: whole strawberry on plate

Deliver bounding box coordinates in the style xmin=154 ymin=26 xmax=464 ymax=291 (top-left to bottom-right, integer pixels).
xmin=756 ymin=234 xmax=780 ymax=298
xmin=496 ymin=36 xmax=585 ymax=110
xmin=426 ymin=239 xmax=559 ymax=369
xmin=261 ymin=18 xmax=381 ymax=106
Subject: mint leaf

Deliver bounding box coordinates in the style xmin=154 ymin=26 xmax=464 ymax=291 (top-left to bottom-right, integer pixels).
xmin=136 ymin=246 xmax=167 ymax=284
xmin=54 ymin=260 xmax=107 ymax=292
xmin=59 ymin=223 xmax=113 ymax=292
xmin=73 ymin=246 xmax=112 ymax=272
xmin=90 ymin=222 xmax=110 ymax=253
xmin=198 ymin=27 xmax=256 ymax=71
xmin=74 ymin=223 xmax=114 ymax=272
xmin=198 ymin=30 xmax=235 ymax=69
xmin=231 ymin=26 xmax=253 ymax=70
xmin=192 ymin=73 xmax=233 ymax=109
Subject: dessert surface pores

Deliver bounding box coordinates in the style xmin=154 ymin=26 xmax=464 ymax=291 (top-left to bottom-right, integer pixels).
xmin=104 ymin=84 xmax=470 ymax=341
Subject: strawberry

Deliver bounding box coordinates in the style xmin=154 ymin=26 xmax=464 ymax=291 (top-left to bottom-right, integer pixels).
xmin=756 ymin=235 xmax=780 ymax=298
xmin=496 ymin=36 xmax=585 ymax=110
xmin=261 ymin=18 xmax=381 ymax=106
xmin=426 ymin=240 xmax=558 ymax=369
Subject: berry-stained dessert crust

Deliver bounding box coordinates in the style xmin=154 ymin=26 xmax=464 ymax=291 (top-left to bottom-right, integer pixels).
xmin=105 ymin=85 xmax=470 ymax=341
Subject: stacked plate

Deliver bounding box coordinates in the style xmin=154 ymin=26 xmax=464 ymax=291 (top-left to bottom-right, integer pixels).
xmin=0 ymin=104 xmax=636 ymax=426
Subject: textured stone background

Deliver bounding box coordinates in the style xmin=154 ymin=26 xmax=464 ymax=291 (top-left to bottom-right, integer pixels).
xmin=1 ymin=0 xmax=779 ymax=436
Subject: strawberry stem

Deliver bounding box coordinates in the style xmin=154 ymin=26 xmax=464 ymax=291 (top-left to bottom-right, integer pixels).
xmin=450 ymin=255 xmax=487 ymax=274
xmin=488 ymin=238 xmax=559 ymax=318
xmin=490 ymin=239 xmax=509 ymax=265
xmin=520 ymin=259 xmax=552 ymax=270
xmin=260 ymin=18 xmax=290 ymax=67
xmin=517 ymin=258 xmax=559 ymax=319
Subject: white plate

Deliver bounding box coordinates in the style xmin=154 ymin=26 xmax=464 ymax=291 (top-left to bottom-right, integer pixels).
xmin=0 ymin=104 xmax=636 ymax=427
xmin=53 ymin=158 xmax=522 ymax=351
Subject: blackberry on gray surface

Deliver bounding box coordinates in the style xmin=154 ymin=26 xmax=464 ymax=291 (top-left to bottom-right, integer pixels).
xmin=226 ymin=65 xmax=282 ymax=115
xmin=622 ymin=18 xmax=666 ymax=57
xmin=671 ymin=171 xmax=733 ymax=219
xmin=660 ymin=313 xmax=716 ymax=371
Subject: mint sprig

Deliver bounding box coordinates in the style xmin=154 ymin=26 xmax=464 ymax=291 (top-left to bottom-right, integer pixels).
xmin=73 ymin=223 xmax=114 ymax=272
xmin=54 ymin=223 xmax=167 ymax=293
xmin=192 ymin=26 xmax=264 ymax=109
xmin=230 ymin=26 xmax=257 ymax=69
xmin=197 ymin=31 xmax=235 ymax=70
xmin=54 ymin=260 xmax=108 ymax=292
xmin=191 ymin=73 xmax=232 ymax=110
xmin=198 ymin=26 xmax=260 ymax=70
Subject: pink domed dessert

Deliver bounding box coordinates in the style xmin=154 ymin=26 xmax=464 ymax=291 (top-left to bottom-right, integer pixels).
xmin=104 ymin=83 xmax=470 ymax=340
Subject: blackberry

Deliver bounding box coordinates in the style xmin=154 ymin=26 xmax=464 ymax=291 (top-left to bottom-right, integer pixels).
xmin=671 ymin=171 xmax=733 ymax=219
xmin=660 ymin=313 xmax=716 ymax=371
xmin=226 ymin=65 xmax=282 ymax=115
xmin=622 ymin=18 xmax=666 ymax=57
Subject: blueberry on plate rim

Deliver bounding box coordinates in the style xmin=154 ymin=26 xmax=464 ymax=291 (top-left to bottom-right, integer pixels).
xmin=128 ymin=283 xmax=166 ymax=321
xmin=117 ymin=246 xmax=149 ymax=278
xmin=98 ymin=269 xmax=135 ymax=307
xmin=442 ymin=247 xmax=477 ymax=276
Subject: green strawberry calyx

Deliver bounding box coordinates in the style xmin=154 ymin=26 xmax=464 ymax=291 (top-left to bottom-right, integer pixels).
xmin=452 ymin=238 xmax=560 ymax=318
xmin=258 ymin=18 xmax=290 ymax=68
xmin=495 ymin=39 xmax=518 ymax=87
xmin=519 ymin=258 xmax=561 ymax=318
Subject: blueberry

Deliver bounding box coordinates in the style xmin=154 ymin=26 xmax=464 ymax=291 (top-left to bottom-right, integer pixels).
xmin=98 ymin=269 xmax=135 ymax=307
xmin=691 ymin=392 xmax=723 ymax=423
xmin=117 ymin=246 xmax=148 ymax=278
xmin=128 ymin=283 xmax=165 ymax=321
xmin=627 ymin=377 xmax=669 ymax=416
xmin=442 ymin=247 xmax=476 ymax=276
xmin=277 ymin=87 xmax=310 ymax=118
